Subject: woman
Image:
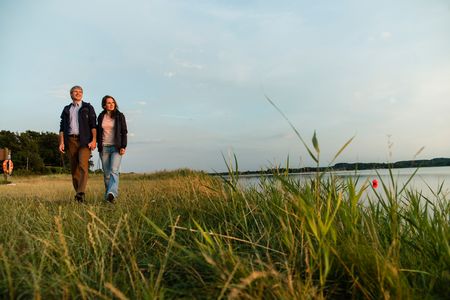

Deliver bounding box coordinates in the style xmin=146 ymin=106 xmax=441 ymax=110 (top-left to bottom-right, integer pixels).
xmin=97 ymin=95 xmax=128 ymax=203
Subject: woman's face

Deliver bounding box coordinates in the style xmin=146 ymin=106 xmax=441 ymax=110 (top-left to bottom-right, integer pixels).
xmin=105 ymin=98 xmax=116 ymax=112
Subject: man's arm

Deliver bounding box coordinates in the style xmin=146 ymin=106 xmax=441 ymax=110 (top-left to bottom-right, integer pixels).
xmin=59 ymin=132 xmax=65 ymax=153
xmin=87 ymin=104 xmax=97 ymax=150
xmin=59 ymin=107 xmax=66 ymax=153
xmin=88 ymin=128 xmax=97 ymax=150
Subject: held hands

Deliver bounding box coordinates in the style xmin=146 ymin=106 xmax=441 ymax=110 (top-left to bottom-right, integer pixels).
xmin=88 ymin=140 xmax=97 ymax=151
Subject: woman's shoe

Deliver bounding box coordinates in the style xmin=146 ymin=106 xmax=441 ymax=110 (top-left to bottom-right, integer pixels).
xmin=107 ymin=193 xmax=115 ymax=203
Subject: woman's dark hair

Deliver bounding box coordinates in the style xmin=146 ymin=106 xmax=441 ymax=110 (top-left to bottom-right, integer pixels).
xmin=101 ymin=95 xmax=118 ymax=118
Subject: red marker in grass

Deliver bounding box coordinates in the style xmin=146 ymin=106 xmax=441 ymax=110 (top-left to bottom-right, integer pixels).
xmin=372 ymin=179 xmax=378 ymax=189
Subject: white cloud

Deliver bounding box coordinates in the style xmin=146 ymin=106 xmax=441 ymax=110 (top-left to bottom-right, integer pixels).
xmin=126 ymin=109 xmax=143 ymax=115
xmin=381 ymin=31 xmax=392 ymax=39
xmin=205 ymin=7 xmax=245 ymax=21
xmin=179 ymin=61 xmax=203 ymax=70
xmin=164 ymin=71 xmax=176 ymax=78
xmin=367 ymin=32 xmax=393 ymax=42
xmin=47 ymin=84 xmax=71 ymax=101
xmin=388 ymin=97 xmax=397 ymax=104
xmin=160 ymin=114 xmax=194 ymax=120
xmin=205 ymin=7 xmax=297 ymax=23
xmin=169 ymin=50 xmax=204 ymax=70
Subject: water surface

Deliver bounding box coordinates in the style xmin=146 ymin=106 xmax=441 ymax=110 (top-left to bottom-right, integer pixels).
xmin=238 ymin=166 xmax=450 ymax=201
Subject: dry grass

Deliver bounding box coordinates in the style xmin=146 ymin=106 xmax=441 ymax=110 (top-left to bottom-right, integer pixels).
xmin=0 ymin=170 xmax=448 ymax=299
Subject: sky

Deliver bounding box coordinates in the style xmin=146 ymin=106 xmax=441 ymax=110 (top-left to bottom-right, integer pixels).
xmin=1 ymin=0 xmax=450 ymax=173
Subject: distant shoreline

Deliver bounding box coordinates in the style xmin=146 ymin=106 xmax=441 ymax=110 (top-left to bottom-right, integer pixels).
xmin=209 ymin=157 xmax=450 ymax=176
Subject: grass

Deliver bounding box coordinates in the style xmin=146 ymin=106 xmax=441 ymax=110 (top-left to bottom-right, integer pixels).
xmin=0 ymin=167 xmax=448 ymax=299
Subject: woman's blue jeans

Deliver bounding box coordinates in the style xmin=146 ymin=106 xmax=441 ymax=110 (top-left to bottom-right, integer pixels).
xmin=101 ymin=145 xmax=122 ymax=198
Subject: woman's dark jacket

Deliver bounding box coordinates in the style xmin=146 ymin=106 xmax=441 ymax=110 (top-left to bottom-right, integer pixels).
xmin=97 ymin=110 xmax=128 ymax=153
xmin=59 ymin=101 xmax=97 ymax=148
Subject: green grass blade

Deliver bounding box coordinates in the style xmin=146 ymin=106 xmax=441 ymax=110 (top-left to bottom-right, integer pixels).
xmin=329 ymin=135 xmax=355 ymax=166
xmin=312 ymin=131 xmax=320 ymax=156
xmin=265 ymin=95 xmax=318 ymax=163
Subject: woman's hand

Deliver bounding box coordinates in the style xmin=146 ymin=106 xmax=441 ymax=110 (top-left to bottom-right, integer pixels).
xmin=88 ymin=140 xmax=96 ymax=151
xmin=120 ymin=148 xmax=126 ymax=155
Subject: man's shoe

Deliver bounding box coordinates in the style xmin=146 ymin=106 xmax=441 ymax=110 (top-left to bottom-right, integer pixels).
xmin=75 ymin=192 xmax=85 ymax=203
xmin=106 ymin=193 xmax=115 ymax=203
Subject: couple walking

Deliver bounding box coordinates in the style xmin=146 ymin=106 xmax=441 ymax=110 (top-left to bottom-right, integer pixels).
xmin=59 ymin=85 xmax=128 ymax=203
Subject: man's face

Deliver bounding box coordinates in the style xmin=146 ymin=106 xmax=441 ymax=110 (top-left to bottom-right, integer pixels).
xmin=71 ymin=88 xmax=83 ymax=102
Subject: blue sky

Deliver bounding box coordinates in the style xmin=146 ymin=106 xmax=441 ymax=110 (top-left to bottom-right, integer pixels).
xmin=1 ymin=0 xmax=450 ymax=172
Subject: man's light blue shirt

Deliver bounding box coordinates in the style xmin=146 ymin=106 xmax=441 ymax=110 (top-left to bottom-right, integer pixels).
xmin=69 ymin=101 xmax=82 ymax=135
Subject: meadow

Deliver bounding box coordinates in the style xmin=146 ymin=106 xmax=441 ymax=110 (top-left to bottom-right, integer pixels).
xmin=0 ymin=167 xmax=448 ymax=299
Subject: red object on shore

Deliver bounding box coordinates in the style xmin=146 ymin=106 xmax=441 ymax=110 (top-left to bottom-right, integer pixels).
xmin=372 ymin=179 xmax=378 ymax=189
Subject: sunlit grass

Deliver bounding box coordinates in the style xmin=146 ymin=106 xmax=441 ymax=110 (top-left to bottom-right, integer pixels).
xmin=0 ymin=167 xmax=448 ymax=299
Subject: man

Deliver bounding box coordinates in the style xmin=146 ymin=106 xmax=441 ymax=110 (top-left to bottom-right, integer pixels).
xmin=59 ymin=86 xmax=97 ymax=202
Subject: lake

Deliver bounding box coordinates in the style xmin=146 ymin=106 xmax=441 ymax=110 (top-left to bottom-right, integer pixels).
xmin=237 ymin=166 xmax=450 ymax=201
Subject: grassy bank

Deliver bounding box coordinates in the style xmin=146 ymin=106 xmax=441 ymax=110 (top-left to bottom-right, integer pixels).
xmin=0 ymin=169 xmax=449 ymax=299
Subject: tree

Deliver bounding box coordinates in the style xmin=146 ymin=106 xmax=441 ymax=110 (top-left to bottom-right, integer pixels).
xmin=14 ymin=131 xmax=45 ymax=172
xmin=0 ymin=131 xmax=20 ymax=153
xmin=37 ymin=132 xmax=68 ymax=167
xmin=0 ymin=130 xmax=92 ymax=174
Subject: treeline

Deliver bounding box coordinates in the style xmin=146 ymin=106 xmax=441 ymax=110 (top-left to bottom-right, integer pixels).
xmin=212 ymin=158 xmax=450 ymax=176
xmin=0 ymin=130 xmax=73 ymax=174
xmin=333 ymin=158 xmax=450 ymax=170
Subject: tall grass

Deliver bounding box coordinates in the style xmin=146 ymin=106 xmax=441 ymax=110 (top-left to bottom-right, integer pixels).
xmin=0 ymin=164 xmax=448 ymax=299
